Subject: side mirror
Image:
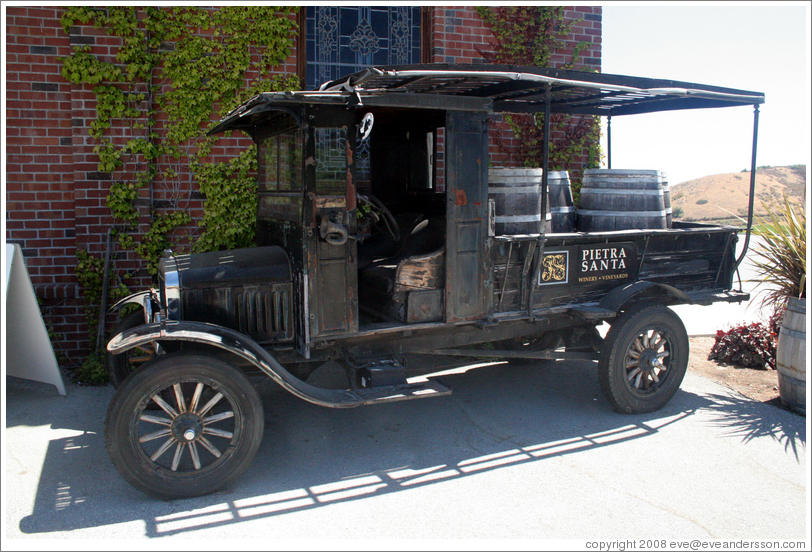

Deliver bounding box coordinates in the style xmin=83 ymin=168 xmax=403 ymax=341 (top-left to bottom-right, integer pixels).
xmin=358 ymin=112 xmax=374 ymax=141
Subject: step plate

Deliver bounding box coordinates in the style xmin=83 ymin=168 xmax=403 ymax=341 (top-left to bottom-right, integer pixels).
xmin=353 ymin=380 xmax=451 ymax=405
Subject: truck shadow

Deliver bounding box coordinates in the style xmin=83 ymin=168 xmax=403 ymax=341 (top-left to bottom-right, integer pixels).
xmin=13 ymin=360 xmax=804 ymax=537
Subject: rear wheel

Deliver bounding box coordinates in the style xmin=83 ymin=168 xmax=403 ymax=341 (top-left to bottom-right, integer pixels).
xmin=105 ymin=353 xmax=264 ymax=499
xmin=598 ymin=304 xmax=688 ymax=414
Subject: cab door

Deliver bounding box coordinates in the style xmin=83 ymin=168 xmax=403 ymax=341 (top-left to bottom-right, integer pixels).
xmin=303 ymin=107 xmax=359 ymax=342
xmin=445 ymin=111 xmax=489 ymax=322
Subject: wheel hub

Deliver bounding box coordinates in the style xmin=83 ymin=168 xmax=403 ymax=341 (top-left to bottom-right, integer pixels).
xmin=639 ymin=349 xmax=659 ymax=370
xmin=172 ymin=413 xmax=203 ymax=442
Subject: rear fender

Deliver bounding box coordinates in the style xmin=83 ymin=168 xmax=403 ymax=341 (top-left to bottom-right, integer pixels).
xmin=107 ymin=320 xmax=366 ymax=409
xmin=600 ymin=281 xmax=692 ymax=314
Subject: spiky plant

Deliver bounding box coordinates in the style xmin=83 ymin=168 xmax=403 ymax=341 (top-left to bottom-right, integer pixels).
xmin=749 ymin=195 xmax=806 ymax=311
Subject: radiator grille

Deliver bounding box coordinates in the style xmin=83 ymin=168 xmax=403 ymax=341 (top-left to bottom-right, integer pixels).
xmin=234 ymin=284 xmax=291 ymax=339
xmin=181 ymin=283 xmax=294 ymax=343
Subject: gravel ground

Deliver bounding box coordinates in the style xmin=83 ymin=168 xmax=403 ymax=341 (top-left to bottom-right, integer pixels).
xmin=687 ymin=336 xmax=787 ymax=408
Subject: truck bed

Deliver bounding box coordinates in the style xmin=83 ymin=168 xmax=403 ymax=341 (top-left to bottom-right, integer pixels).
xmin=489 ymin=222 xmax=741 ymax=316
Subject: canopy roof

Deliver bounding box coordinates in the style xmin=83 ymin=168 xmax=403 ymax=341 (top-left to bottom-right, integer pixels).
xmin=210 ymin=64 xmax=764 ymax=135
xmin=321 ymin=64 xmax=765 ymax=116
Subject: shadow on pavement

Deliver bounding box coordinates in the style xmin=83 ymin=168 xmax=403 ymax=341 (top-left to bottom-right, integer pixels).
xmin=9 ymin=359 xmax=805 ymax=538
xmin=698 ymin=392 xmax=806 ymax=460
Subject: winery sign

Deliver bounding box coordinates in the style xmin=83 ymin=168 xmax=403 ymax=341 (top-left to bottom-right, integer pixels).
xmin=576 ymin=242 xmax=638 ymax=284
xmin=536 ymin=242 xmax=639 ymax=286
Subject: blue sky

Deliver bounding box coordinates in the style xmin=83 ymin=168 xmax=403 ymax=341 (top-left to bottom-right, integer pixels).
xmin=600 ymin=2 xmax=810 ymax=185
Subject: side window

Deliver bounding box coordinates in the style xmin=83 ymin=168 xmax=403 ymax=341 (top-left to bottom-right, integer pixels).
xmin=314 ymin=127 xmax=348 ymax=193
xmin=369 ymin=127 xmax=439 ymax=201
xmin=258 ymin=129 xmax=302 ymax=192
xmin=257 ymin=129 xmax=303 ymax=222
xmin=409 ymin=131 xmax=435 ymax=191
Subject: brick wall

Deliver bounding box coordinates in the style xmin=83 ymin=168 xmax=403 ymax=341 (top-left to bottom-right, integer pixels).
xmin=4 ymin=6 xmax=601 ymax=371
xmin=6 ymin=7 xmax=84 ymax=363
xmin=427 ymin=6 xmax=601 ymax=67
xmin=424 ymin=6 xmax=602 ymax=172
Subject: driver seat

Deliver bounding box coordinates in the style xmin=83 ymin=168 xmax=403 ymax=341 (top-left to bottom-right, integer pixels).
xmin=357 ymin=212 xmax=426 ymax=271
xmin=359 ymin=216 xmax=446 ymax=296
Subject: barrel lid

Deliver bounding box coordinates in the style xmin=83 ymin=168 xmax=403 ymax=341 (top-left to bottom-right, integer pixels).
xmin=577 ymin=208 xmax=668 ymax=217
xmin=584 ymin=169 xmax=665 ymax=177
xmin=547 ymin=170 xmax=570 ymax=180
xmin=489 ymin=167 xmax=544 ymax=175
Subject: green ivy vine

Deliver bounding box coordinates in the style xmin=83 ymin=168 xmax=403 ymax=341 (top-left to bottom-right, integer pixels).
xmin=73 ymin=248 xmax=133 ymax=383
xmin=60 ymin=6 xmax=299 ymax=383
xmin=476 ymin=6 xmax=603 ymax=201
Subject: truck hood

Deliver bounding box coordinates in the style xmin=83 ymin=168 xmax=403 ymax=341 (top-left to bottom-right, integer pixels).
xmin=160 ymin=246 xmax=292 ymax=290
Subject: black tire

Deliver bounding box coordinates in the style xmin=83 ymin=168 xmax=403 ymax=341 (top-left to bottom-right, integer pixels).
xmin=106 ymin=309 xmax=155 ymax=388
xmin=105 ymin=353 xmax=264 ymax=499
xmin=598 ymin=304 xmax=689 ymax=414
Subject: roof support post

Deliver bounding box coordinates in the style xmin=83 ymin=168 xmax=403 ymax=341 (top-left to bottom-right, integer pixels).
xmin=732 ymin=104 xmax=760 ymax=275
xmin=607 ymin=115 xmax=612 ymax=169
xmin=540 ymin=83 xmax=551 ymax=233
xmin=528 ymin=84 xmax=552 ymax=317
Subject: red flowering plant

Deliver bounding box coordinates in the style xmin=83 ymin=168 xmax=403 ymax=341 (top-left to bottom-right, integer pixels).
xmin=708 ymin=306 xmax=785 ymax=370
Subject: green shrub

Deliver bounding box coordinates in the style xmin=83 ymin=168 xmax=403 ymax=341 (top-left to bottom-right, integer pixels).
xmin=751 ymin=196 xmax=806 ymax=309
xmin=72 ymin=351 xmax=109 ymax=385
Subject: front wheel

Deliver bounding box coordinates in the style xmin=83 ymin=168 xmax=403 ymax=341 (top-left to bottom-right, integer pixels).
xmin=105 ymin=353 xmax=264 ymax=499
xmin=598 ymin=305 xmax=689 ymax=414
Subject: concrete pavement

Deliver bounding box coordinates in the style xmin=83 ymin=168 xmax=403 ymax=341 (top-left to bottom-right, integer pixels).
xmin=3 ymin=353 xmax=808 ymax=546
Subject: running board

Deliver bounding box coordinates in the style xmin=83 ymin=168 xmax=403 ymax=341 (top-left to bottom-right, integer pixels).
xmin=107 ymin=321 xmax=451 ymax=408
xmin=353 ymin=380 xmax=452 ymax=405
xmin=109 ymin=320 xmax=450 ymax=409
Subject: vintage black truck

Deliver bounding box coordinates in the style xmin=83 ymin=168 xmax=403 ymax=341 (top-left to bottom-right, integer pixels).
xmin=104 ymin=64 xmax=765 ymax=499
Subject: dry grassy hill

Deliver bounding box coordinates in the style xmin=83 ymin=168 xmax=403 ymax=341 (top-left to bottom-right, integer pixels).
xmin=671 ymin=165 xmax=806 ymax=225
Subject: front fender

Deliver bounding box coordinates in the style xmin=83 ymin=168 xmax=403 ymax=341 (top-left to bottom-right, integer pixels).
xmin=107 ymin=320 xmax=367 ymax=409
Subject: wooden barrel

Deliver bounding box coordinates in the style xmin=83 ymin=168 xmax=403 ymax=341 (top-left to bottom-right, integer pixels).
xmin=548 ymin=170 xmax=576 ymax=233
xmin=488 ymin=168 xmax=551 ymax=235
xmin=776 ymin=298 xmax=806 ymax=413
xmin=661 ymin=175 xmax=672 ymax=227
xmin=577 ymin=169 xmax=668 ymax=232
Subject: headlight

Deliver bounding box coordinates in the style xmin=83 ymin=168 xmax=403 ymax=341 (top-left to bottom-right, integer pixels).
xmin=159 ymin=254 xmax=181 ymax=321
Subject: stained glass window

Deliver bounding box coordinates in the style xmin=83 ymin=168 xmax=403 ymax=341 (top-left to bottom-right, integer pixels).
xmin=305 ymin=6 xmax=422 ymax=91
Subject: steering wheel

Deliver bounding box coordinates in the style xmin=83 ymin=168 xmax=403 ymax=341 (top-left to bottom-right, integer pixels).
xmin=357 ymin=194 xmax=400 ymax=242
